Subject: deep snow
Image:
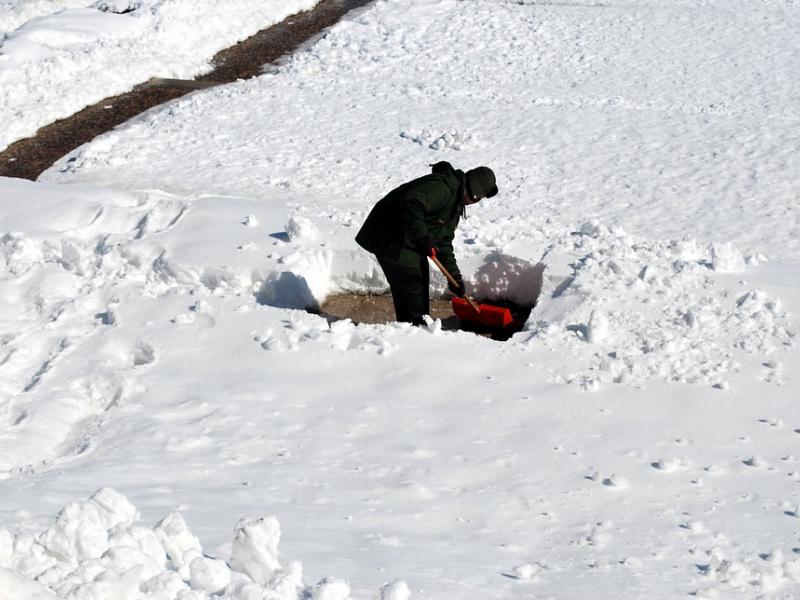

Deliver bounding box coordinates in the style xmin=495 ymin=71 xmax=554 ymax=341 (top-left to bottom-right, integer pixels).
xmin=2 ymin=0 xmax=800 ymax=598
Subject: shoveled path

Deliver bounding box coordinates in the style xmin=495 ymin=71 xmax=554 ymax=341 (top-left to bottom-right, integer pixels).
xmin=0 ymin=0 xmax=373 ymax=181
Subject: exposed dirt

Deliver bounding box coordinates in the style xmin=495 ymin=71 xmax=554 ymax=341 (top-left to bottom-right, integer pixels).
xmin=318 ymin=294 xmax=460 ymax=328
xmin=197 ymin=0 xmax=374 ymax=84
xmin=0 ymin=86 xmax=193 ymax=181
xmin=316 ymin=294 xmax=532 ymax=341
xmin=0 ymin=0 xmax=374 ymax=181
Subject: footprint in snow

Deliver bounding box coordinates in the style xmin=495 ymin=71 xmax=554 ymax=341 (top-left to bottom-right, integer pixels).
xmin=743 ymin=456 xmax=771 ymax=469
xmin=10 ymin=410 xmax=28 ymax=427
xmin=679 ymin=520 xmax=705 ymax=533
xmin=651 ymin=457 xmax=690 ymax=472
xmin=574 ymin=522 xmax=613 ymax=548
xmin=171 ymin=312 xmax=216 ymax=328
xmin=503 ymin=563 xmax=541 ymax=582
xmin=94 ymin=310 xmax=116 ymax=326
xmin=602 ymin=474 xmax=627 ymax=488
xmin=79 ymin=375 xmax=126 ymax=415
xmin=586 ymin=470 xmax=627 ymax=489
xmin=132 ymin=342 xmax=155 ymax=367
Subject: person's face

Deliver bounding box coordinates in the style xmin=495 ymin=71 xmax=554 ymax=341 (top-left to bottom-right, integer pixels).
xmin=464 ymin=189 xmax=480 ymax=205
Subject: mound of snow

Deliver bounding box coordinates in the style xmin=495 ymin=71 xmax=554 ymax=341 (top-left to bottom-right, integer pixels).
xmin=527 ymin=222 xmax=794 ymax=389
xmin=285 ymin=214 xmax=319 ymax=243
xmin=0 ymin=488 xmax=396 ymax=600
xmin=469 ymin=251 xmax=544 ymax=306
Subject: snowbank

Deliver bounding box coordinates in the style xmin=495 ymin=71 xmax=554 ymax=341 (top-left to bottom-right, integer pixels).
xmin=0 ymin=0 xmax=320 ymax=151
xmin=0 ymin=487 xmax=394 ymax=600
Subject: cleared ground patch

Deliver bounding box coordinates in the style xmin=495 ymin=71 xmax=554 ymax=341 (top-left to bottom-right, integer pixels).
xmin=315 ymin=293 xmax=532 ymax=340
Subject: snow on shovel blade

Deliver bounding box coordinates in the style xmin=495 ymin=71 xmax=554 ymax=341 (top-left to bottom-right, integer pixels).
xmin=451 ymin=297 xmax=514 ymax=328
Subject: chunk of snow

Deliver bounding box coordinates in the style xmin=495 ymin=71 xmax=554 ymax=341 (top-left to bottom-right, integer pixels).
xmin=286 ymin=215 xmax=319 ymax=242
xmin=0 ymin=567 xmax=55 ymax=599
xmin=189 ymin=556 xmax=232 ymax=594
xmin=312 ymin=576 xmax=352 ymax=600
xmin=586 ymin=309 xmax=610 ymax=344
xmin=376 ymin=579 xmax=411 ymax=600
xmin=510 ymin=563 xmax=538 ymax=581
xmin=229 ymin=517 xmax=282 ymax=584
xmin=710 ymin=242 xmax=745 ymax=273
xmin=153 ymin=513 xmax=203 ymax=575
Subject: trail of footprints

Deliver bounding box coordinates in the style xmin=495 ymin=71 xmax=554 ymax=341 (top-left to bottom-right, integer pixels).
xmin=0 ymin=197 xmax=187 ymax=472
xmin=504 ymin=415 xmax=800 ymax=592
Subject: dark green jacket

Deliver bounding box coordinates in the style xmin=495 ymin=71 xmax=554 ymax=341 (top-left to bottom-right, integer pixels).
xmin=356 ymin=162 xmax=465 ymax=279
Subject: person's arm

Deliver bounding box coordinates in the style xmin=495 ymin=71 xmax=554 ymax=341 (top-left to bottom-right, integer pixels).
xmin=401 ymin=180 xmax=447 ymax=252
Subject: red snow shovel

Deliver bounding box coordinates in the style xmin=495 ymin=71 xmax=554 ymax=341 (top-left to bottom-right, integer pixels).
xmin=428 ymin=254 xmax=514 ymax=328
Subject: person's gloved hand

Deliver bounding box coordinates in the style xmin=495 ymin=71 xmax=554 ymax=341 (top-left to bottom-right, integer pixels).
xmin=416 ymin=238 xmax=435 ymax=257
xmin=449 ymin=276 xmax=466 ymax=298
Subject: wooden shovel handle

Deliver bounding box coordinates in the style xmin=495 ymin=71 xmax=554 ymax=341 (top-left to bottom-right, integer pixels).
xmin=429 ymin=255 xmax=481 ymax=313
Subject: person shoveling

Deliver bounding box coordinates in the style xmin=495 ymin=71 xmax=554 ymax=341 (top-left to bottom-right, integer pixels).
xmin=356 ymin=161 xmax=512 ymax=328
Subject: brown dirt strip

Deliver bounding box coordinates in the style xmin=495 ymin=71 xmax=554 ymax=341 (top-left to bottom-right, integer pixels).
xmin=319 ymin=295 xmax=461 ymax=329
xmin=0 ymin=0 xmax=373 ymax=181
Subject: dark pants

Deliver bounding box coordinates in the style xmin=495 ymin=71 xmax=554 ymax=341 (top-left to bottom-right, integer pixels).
xmin=377 ymin=250 xmax=430 ymax=326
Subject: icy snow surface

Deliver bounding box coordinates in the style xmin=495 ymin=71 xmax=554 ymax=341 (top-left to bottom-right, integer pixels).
xmin=0 ymin=0 xmax=320 ymax=151
xmin=2 ymin=0 xmax=800 ymax=598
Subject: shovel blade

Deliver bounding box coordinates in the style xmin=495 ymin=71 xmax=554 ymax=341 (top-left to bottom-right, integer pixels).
xmin=451 ymin=297 xmax=514 ymax=328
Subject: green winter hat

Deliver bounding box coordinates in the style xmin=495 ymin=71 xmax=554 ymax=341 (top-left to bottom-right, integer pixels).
xmin=466 ymin=166 xmax=498 ymax=201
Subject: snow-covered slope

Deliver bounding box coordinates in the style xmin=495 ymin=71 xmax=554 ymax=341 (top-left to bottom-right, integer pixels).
xmin=45 ymin=0 xmax=800 ymax=261
xmin=0 ymin=0 xmax=320 ymax=151
xmin=1 ymin=0 xmax=799 ymax=599
xmin=1 ymin=173 xmax=797 ymax=599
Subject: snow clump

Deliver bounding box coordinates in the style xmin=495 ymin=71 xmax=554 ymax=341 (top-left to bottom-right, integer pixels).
xmin=285 ymin=214 xmax=319 ymax=242
xmin=376 ymin=579 xmax=411 ymax=600
xmin=0 ymin=488 xmax=394 ymax=600
xmin=698 ymin=547 xmax=800 ymax=594
xmin=710 ymin=242 xmax=746 ymax=273
xmin=399 ymin=129 xmax=478 ymax=151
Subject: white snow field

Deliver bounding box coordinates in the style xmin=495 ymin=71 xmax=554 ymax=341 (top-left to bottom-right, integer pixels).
xmin=2 ymin=0 xmax=800 ymax=598
xmin=0 ymin=0 xmax=321 ymax=151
